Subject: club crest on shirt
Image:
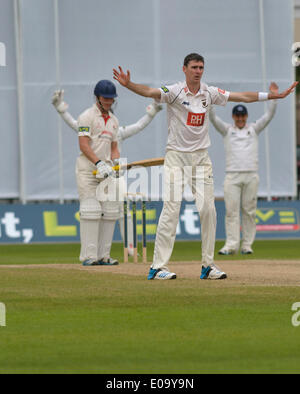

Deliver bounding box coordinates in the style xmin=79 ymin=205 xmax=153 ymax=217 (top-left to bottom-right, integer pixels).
xmin=201 ymin=99 xmax=208 ymax=108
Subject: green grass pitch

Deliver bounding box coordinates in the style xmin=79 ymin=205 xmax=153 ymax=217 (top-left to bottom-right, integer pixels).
xmin=0 ymin=240 xmax=300 ymax=374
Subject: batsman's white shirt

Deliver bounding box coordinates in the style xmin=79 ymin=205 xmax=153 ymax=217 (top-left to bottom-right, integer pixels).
xmin=77 ymin=104 xmax=119 ymax=171
xmin=157 ymin=81 xmax=230 ymax=152
xmin=209 ymin=100 xmax=277 ymax=172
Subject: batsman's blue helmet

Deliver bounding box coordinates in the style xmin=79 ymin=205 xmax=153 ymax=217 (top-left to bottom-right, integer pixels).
xmin=94 ymin=80 xmax=118 ymax=98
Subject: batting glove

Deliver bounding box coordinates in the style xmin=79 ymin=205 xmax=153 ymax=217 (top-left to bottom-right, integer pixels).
xmin=146 ymin=101 xmax=163 ymax=117
xmin=96 ymin=160 xmax=112 ymax=179
xmin=52 ymin=90 xmax=69 ymax=113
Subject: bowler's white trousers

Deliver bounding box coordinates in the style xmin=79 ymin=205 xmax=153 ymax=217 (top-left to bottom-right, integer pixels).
xmin=152 ymin=149 xmax=216 ymax=270
xmin=223 ymin=172 xmax=259 ymax=251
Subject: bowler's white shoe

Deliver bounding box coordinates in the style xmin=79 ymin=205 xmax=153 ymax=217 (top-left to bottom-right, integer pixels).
xmin=148 ymin=268 xmax=176 ymax=280
xmin=200 ymin=264 xmax=227 ymax=280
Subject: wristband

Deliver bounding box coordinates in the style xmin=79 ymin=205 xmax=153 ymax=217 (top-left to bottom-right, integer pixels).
xmin=258 ymin=92 xmax=269 ymax=101
xmin=95 ymin=160 xmax=101 ymax=166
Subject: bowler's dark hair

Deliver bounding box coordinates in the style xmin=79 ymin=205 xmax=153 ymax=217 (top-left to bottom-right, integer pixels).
xmin=184 ymin=53 xmax=205 ymax=67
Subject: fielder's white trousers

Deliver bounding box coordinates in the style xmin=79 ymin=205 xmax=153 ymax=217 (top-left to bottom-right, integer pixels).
xmin=152 ymin=149 xmax=216 ymax=270
xmin=223 ymin=172 xmax=259 ymax=251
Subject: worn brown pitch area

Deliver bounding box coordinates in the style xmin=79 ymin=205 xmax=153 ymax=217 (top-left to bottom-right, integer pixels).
xmin=1 ymin=260 xmax=299 ymax=286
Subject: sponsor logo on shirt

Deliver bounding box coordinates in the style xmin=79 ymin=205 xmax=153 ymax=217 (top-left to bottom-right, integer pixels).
xmin=101 ymin=131 xmax=113 ymax=138
xmin=186 ymin=112 xmax=206 ymax=127
xmin=182 ymin=101 xmax=190 ymax=106
xmin=218 ymin=88 xmax=226 ymax=94
xmin=161 ymin=86 xmax=169 ymax=93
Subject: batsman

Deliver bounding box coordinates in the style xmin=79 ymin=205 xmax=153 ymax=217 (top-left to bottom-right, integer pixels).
xmin=113 ymin=53 xmax=298 ymax=280
xmin=52 ymin=83 xmax=162 ymax=264
xmin=73 ymin=80 xmax=121 ymax=266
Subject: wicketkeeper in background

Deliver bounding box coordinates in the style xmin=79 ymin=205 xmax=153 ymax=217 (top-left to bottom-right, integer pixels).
xmin=113 ymin=53 xmax=297 ymax=280
xmin=52 ymin=85 xmax=162 ymax=263
xmin=210 ymin=82 xmax=278 ymax=255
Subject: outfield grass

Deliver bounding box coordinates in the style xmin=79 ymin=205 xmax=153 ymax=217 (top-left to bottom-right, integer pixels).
xmin=0 ymin=239 xmax=299 ymax=266
xmin=0 ymin=240 xmax=300 ymax=374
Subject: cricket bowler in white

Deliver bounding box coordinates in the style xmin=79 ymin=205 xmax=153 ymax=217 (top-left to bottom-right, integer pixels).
xmin=210 ymin=82 xmax=278 ymax=256
xmin=113 ymin=53 xmax=297 ymax=280
xmin=52 ymin=89 xmax=162 ymax=262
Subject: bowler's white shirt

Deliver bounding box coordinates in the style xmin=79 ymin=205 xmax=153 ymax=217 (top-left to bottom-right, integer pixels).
xmin=157 ymin=81 xmax=230 ymax=152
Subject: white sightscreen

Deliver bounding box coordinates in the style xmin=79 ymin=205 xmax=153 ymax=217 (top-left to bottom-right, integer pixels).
xmin=0 ymin=0 xmax=296 ymax=200
xmin=0 ymin=0 xmax=19 ymax=198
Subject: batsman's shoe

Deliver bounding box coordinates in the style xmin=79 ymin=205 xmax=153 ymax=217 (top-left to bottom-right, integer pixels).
xmin=218 ymin=247 xmax=237 ymax=255
xmin=147 ymin=268 xmax=177 ymax=280
xmin=97 ymin=257 xmax=119 ymax=266
xmin=200 ymin=264 xmax=227 ymax=280
xmin=82 ymin=259 xmax=100 ymax=266
xmin=241 ymin=248 xmax=253 ymax=255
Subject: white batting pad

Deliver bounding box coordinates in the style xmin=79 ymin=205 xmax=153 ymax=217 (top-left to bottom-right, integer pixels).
xmin=79 ymin=198 xmax=102 ymax=262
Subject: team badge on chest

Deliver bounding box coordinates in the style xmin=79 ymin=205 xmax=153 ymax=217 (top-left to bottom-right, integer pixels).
xmin=201 ymin=99 xmax=208 ymax=108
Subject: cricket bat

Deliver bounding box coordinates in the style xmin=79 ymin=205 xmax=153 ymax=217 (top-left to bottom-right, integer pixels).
xmin=93 ymin=157 xmax=164 ymax=175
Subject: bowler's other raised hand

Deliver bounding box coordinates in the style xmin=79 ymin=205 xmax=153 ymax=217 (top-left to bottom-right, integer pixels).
xmin=269 ymin=81 xmax=298 ymax=99
xmin=269 ymin=82 xmax=279 ymax=95
xmin=113 ymin=66 xmax=131 ymax=87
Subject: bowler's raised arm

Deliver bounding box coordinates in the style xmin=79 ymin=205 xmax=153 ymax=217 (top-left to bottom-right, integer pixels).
xmin=113 ymin=66 xmax=161 ymax=100
xmin=228 ymin=81 xmax=298 ymax=103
